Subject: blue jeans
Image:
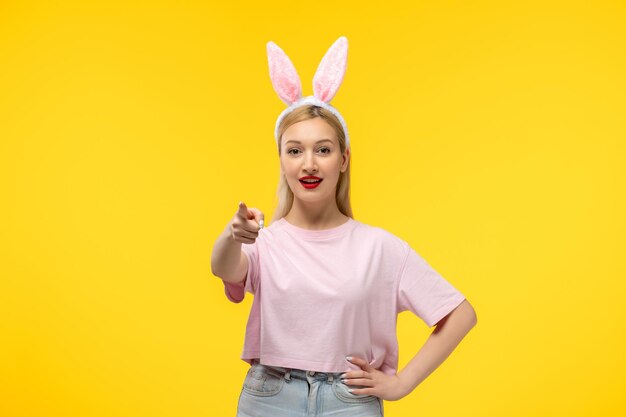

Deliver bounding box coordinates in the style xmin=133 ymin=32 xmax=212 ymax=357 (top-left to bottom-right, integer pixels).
xmin=236 ymin=359 xmax=384 ymax=416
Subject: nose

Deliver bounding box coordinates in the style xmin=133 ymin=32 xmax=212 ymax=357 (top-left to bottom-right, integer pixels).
xmin=303 ymin=151 xmax=318 ymax=173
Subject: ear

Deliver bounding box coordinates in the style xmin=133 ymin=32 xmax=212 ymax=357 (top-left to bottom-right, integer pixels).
xmin=340 ymin=147 xmax=350 ymax=172
xmin=313 ymin=36 xmax=348 ymax=103
xmin=267 ymin=41 xmax=303 ymax=105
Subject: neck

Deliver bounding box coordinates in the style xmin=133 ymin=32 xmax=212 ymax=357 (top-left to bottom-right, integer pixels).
xmin=285 ymin=198 xmax=348 ymax=230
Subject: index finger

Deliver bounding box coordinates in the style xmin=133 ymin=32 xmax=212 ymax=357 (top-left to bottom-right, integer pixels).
xmin=237 ymin=201 xmax=251 ymax=219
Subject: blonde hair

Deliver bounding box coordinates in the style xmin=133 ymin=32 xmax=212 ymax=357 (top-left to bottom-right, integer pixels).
xmin=271 ymin=105 xmax=353 ymax=223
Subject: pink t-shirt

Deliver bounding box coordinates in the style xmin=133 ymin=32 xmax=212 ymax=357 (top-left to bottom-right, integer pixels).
xmin=222 ymin=216 xmax=466 ymax=376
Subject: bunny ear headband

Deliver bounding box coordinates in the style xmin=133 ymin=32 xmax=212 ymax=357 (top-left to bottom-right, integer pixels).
xmin=266 ymin=36 xmax=350 ymax=149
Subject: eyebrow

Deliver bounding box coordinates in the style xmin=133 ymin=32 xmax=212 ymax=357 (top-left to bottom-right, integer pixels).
xmin=285 ymin=139 xmax=333 ymax=145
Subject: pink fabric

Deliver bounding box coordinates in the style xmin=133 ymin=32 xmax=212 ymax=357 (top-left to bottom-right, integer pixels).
xmin=222 ymin=217 xmax=466 ymax=376
xmin=313 ymin=36 xmax=348 ymax=103
xmin=267 ymin=41 xmax=302 ymax=105
xmin=266 ymin=36 xmax=348 ymax=105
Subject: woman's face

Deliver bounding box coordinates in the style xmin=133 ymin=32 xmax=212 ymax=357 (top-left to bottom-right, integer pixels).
xmin=279 ymin=117 xmax=349 ymax=204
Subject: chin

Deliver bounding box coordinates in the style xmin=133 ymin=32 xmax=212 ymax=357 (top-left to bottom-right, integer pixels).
xmin=297 ymin=190 xmax=334 ymax=202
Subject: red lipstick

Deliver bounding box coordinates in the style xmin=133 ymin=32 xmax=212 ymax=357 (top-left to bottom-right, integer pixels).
xmin=299 ymin=176 xmax=323 ymax=189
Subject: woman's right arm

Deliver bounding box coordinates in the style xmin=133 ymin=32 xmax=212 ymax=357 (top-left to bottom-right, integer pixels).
xmin=211 ymin=225 xmax=247 ymax=284
xmin=211 ymin=201 xmax=263 ymax=284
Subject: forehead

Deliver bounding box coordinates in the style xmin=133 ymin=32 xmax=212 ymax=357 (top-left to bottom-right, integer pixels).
xmin=282 ymin=118 xmax=338 ymax=145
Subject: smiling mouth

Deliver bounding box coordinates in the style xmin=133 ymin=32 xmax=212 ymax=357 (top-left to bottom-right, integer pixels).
xmin=299 ymin=178 xmax=323 ymax=188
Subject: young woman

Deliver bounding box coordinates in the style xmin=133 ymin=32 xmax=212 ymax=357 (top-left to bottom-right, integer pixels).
xmin=211 ymin=36 xmax=477 ymax=417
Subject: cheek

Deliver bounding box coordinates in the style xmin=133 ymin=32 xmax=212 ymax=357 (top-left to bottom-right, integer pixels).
xmin=282 ymin=164 xmax=298 ymax=179
xmin=279 ymin=158 xmax=291 ymax=174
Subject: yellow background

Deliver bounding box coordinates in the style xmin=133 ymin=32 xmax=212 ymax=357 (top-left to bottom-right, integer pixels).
xmin=1 ymin=0 xmax=624 ymax=416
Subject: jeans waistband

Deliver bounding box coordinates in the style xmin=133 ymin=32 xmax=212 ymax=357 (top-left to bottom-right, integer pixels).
xmin=251 ymin=359 xmax=344 ymax=383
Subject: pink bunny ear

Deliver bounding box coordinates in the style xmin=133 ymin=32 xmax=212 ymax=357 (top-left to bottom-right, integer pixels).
xmin=313 ymin=36 xmax=348 ymax=103
xmin=267 ymin=41 xmax=302 ymax=105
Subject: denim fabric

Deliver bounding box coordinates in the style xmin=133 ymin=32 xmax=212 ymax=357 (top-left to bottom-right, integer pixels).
xmin=236 ymin=360 xmax=384 ymax=417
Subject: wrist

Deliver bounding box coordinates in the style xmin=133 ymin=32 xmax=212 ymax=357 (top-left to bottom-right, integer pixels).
xmin=223 ymin=222 xmax=237 ymax=241
xmin=396 ymin=372 xmax=416 ymax=396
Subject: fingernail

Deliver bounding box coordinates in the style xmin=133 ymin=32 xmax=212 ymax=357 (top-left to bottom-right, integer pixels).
xmin=345 ymin=356 xmax=352 ymax=361
xmin=340 ymin=373 xmax=347 ymax=378
xmin=348 ymin=388 xmax=354 ymax=393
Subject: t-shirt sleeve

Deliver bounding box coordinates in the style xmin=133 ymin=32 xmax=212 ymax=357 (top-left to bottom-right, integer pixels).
xmin=222 ymin=241 xmax=260 ymax=303
xmin=396 ymin=241 xmax=466 ymax=327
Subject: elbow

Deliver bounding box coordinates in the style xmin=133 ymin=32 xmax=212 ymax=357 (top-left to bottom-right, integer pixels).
xmin=457 ymin=299 xmax=478 ymax=329
xmin=470 ymin=311 xmax=478 ymax=328
xmin=467 ymin=304 xmax=478 ymax=328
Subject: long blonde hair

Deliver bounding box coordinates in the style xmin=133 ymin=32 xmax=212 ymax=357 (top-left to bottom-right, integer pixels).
xmin=271 ymin=105 xmax=353 ymax=223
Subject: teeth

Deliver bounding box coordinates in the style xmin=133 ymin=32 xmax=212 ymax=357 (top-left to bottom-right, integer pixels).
xmin=302 ymin=179 xmax=320 ymax=183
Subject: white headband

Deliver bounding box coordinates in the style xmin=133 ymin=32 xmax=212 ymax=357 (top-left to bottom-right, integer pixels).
xmin=266 ymin=36 xmax=350 ymax=149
